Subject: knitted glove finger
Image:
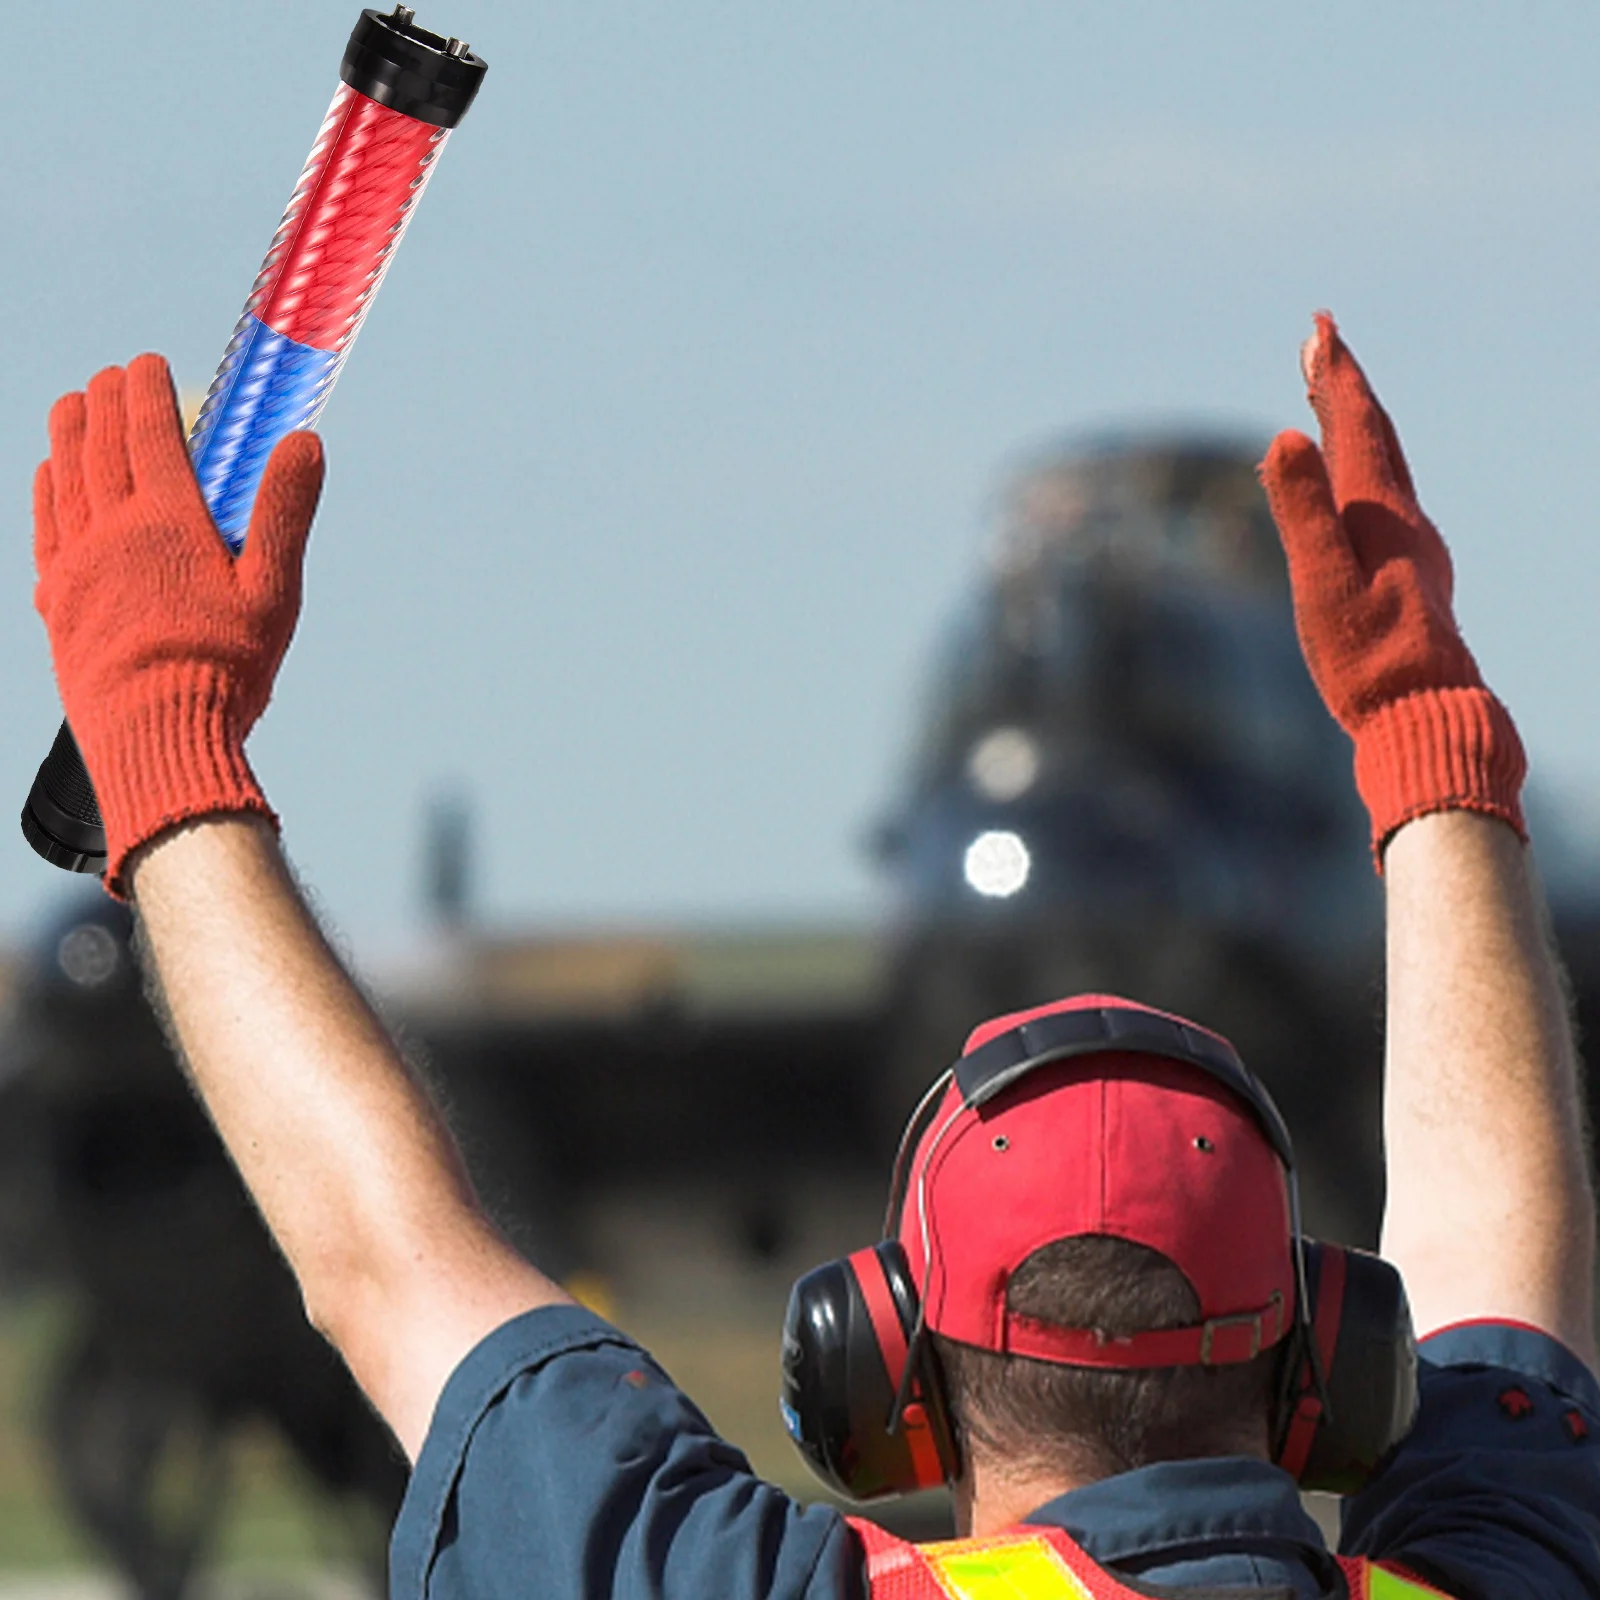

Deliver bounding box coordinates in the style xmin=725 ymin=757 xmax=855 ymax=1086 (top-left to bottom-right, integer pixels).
xmin=1258 ymin=428 xmax=1483 ymax=729
xmin=1301 ymin=321 xmax=1420 ymax=504
xmin=46 ymin=391 xmax=88 ymax=545
xmin=33 ymin=461 xmax=59 ymax=583
xmin=44 ymin=366 xmax=227 ymax=690
xmin=1258 ymin=428 xmax=1364 ymax=725
xmin=236 ymin=433 xmax=323 ymax=619
xmin=1374 ymin=400 xmax=1418 ymax=503
xmin=35 ymin=392 xmax=109 ymax=651
xmin=1306 ymin=314 xmax=1415 ymax=515
xmin=126 ymin=354 xmax=205 ymax=508
xmin=1304 ymin=315 xmax=1455 ymax=609
xmin=1258 ymin=428 xmax=1360 ymax=597
xmin=232 ymin=432 xmax=324 ymax=727
xmin=83 ymin=366 xmax=136 ymax=515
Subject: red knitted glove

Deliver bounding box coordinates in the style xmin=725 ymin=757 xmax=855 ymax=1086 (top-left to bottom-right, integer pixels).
xmin=33 ymin=353 xmax=324 ymax=896
xmin=1259 ymin=315 xmax=1526 ymax=865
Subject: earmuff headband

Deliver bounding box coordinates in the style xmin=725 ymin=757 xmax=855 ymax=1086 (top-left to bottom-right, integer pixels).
xmin=954 ymin=1005 xmax=1295 ymax=1168
xmin=1276 ymin=1244 xmax=1348 ymax=1480
xmin=849 ymin=1246 xmax=948 ymax=1490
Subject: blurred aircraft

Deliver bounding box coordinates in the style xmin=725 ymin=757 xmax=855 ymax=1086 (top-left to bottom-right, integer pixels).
xmin=871 ymin=435 xmax=1386 ymax=1239
xmin=4 ymin=430 xmax=1599 ymax=1588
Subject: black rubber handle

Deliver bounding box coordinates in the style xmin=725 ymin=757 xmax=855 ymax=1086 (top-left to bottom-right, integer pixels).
xmin=22 ymin=721 xmax=107 ymax=875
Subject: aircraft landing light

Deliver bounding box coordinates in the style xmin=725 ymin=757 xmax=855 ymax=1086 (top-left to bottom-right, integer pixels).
xmin=968 ymin=727 xmax=1041 ymax=802
xmin=963 ymin=830 xmax=1032 ymax=898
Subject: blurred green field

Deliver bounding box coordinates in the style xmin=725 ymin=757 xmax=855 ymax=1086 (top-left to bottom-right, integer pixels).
xmin=0 ymin=1299 xmax=87 ymax=1569
xmin=0 ymin=1294 xmax=382 ymax=1580
xmin=0 ymin=1263 xmax=822 ymax=1582
xmin=0 ymin=1181 xmax=891 ymax=1587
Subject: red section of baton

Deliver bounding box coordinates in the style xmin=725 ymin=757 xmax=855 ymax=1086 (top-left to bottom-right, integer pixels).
xmin=250 ymin=84 xmax=445 ymax=352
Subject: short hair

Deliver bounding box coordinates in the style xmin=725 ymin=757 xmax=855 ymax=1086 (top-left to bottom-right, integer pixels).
xmin=931 ymin=1235 xmax=1279 ymax=1482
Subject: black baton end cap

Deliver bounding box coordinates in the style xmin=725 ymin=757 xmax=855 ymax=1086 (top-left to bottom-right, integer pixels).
xmin=343 ymin=8 xmax=488 ymax=129
xmin=21 ymin=802 xmax=106 ymax=875
xmin=23 ymin=722 xmax=108 ymax=875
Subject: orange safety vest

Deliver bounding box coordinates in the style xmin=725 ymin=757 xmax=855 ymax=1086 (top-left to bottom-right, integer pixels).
xmin=849 ymin=1517 xmax=1459 ymax=1600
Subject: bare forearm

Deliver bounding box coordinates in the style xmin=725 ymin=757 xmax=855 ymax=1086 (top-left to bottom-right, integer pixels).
xmin=1382 ymin=811 xmax=1596 ymax=1362
xmin=131 ymin=816 xmax=567 ymax=1456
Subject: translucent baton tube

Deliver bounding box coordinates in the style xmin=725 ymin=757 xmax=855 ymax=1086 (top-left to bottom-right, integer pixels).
xmin=23 ymin=7 xmax=486 ymax=871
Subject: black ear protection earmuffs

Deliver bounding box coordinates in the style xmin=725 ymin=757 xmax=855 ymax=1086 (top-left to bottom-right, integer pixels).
xmin=780 ymin=1003 xmax=1418 ymax=1501
xmin=780 ymin=1241 xmax=961 ymax=1501
xmin=1275 ymin=1238 xmax=1418 ymax=1494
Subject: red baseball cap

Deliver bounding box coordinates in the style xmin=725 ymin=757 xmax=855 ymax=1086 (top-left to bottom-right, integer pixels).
xmin=895 ymin=994 xmax=1295 ymax=1368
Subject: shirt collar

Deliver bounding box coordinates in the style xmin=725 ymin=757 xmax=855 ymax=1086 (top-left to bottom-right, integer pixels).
xmin=1023 ymin=1456 xmax=1328 ymax=1567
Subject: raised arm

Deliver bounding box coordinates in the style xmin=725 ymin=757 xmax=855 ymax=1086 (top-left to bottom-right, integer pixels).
xmin=1382 ymin=813 xmax=1593 ymax=1357
xmin=1261 ymin=317 xmax=1596 ymax=1365
xmin=31 ymin=356 xmax=567 ymax=1457
xmin=130 ymin=817 xmax=567 ymax=1456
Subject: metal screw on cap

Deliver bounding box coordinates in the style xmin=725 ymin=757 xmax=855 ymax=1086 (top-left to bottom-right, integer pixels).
xmin=445 ymin=36 xmax=469 ymax=57
xmin=391 ymin=5 xmax=415 ymax=24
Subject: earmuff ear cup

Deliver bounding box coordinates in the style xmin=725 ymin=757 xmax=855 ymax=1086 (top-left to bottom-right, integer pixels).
xmin=1275 ymin=1241 xmax=1419 ymax=1494
xmin=779 ymin=1242 xmax=958 ymax=1500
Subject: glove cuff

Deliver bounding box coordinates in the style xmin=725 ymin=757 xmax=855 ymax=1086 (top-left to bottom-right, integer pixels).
xmin=79 ymin=663 xmax=278 ymax=898
xmin=1353 ymin=687 xmax=1527 ymax=868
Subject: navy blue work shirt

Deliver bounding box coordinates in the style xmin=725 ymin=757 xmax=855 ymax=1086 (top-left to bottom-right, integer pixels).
xmin=391 ymin=1306 xmax=1600 ymax=1599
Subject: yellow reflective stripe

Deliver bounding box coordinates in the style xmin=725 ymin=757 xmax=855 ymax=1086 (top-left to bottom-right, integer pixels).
xmin=926 ymin=1536 xmax=1095 ymax=1600
xmin=1368 ymin=1569 xmax=1452 ymax=1600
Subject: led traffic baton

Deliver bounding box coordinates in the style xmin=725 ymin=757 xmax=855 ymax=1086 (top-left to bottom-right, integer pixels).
xmin=22 ymin=6 xmax=486 ymax=873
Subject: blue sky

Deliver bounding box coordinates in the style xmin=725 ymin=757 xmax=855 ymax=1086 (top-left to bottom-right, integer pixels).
xmin=5 ymin=2 xmax=1600 ymax=947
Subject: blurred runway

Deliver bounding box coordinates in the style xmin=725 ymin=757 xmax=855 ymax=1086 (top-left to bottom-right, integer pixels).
xmin=0 ymin=1573 xmax=367 ymax=1600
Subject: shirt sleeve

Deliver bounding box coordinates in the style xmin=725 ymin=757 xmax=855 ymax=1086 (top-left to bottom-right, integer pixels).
xmin=1338 ymin=1320 xmax=1600 ymax=1600
xmin=390 ymin=1304 xmax=866 ymax=1600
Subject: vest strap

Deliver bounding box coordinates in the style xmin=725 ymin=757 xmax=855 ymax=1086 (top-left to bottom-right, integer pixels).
xmin=1340 ymin=1559 xmax=1459 ymax=1600
xmin=851 ymin=1519 xmax=1462 ymax=1600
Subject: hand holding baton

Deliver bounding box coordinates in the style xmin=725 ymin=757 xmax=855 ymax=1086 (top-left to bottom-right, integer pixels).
xmin=23 ymin=7 xmax=486 ymax=875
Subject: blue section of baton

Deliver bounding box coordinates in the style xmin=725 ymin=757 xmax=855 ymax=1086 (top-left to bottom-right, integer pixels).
xmin=188 ymin=315 xmax=343 ymax=552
